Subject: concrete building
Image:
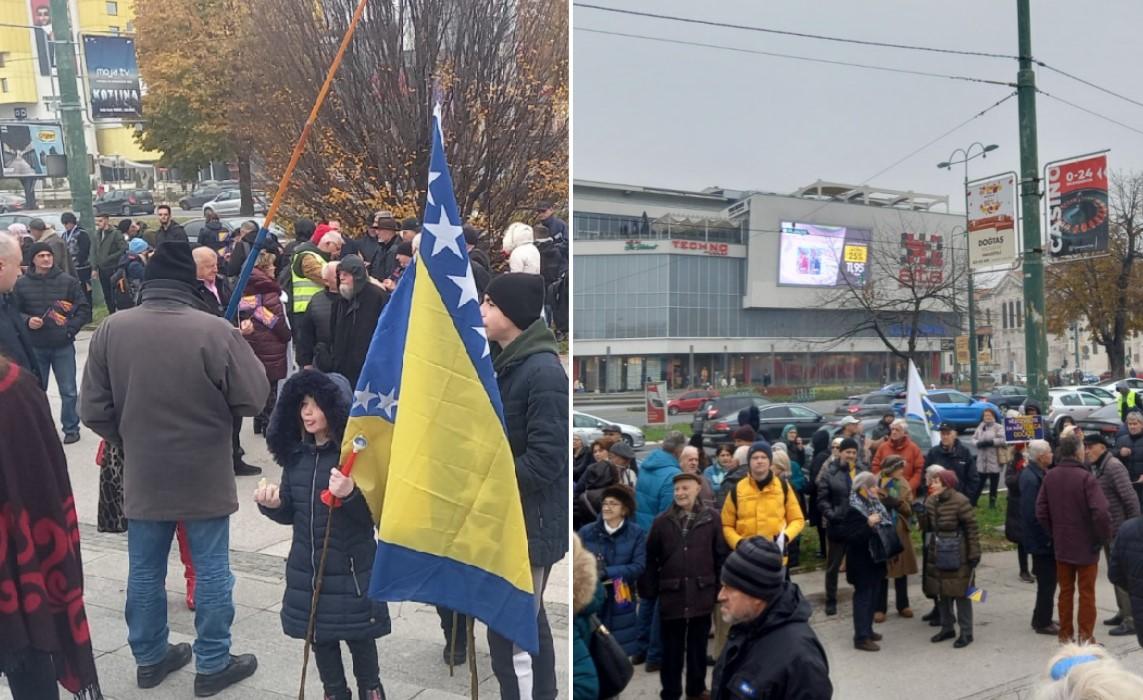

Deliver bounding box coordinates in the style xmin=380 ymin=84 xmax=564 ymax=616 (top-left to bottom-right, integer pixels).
xmin=0 ymin=0 xmax=155 ymax=188
xmin=573 ymin=179 xmax=969 ymax=392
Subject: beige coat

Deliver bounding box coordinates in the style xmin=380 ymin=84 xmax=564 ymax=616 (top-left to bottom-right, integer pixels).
xmin=880 ymin=475 xmax=919 ymax=578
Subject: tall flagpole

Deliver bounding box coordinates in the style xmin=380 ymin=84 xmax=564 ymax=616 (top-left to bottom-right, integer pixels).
xmin=226 ymin=0 xmax=372 ymax=321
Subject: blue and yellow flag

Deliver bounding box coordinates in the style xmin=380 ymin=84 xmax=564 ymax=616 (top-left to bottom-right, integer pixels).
xmin=344 ymin=103 xmax=538 ymax=654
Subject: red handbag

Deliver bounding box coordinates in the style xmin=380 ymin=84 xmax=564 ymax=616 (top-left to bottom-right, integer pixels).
xmin=96 ymin=439 xmax=106 ymax=468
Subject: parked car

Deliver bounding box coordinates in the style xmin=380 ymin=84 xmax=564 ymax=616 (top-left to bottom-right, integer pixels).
xmin=0 ymin=193 xmax=26 ymax=213
xmin=1056 ymin=384 xmax=1116 ymax=405
xmin=698 ymin=402 xmax=825 ymax=445
xmin=1042 ymin=389 xmax=1107 ymax=431
xmin=834 ymin=392 xmax=897 ymax=417
xmin=690 ymin=394 xmax=773 ymax=436
xmin=0 ymin=211 xmax=65 ymax=232
xmin=975 ymin=385 xmax=1028 ymax=411
xmin=1076 ymin=402 xmax=1128 ymax=441
xmin=178 ymin=180 xmax=238 ymax=210
xmin=824 ymin=416 xmax=939 ymax=455
xmin=572 ymin=411 xmax=645 ymax=449
xmin=902 ymin=389 xmax=1001 ymax=431
xmin=880 ymin=382 xmax=907 ymax=398
xmin=202 ymin=189 xmax=268 ymax=217
xmin=667 ymin=389 xmax=719 ymax=415
xmin=93 ymin=188 xmax=155 ymax=216
xmin=1098 ymin=377 xmax=1143 ymax=393
xmin=182 ymin=216 xmax=289 ymax=248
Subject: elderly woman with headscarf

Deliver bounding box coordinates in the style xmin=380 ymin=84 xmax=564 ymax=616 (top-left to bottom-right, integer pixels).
xmin=873 ymin=455 xmax=918 ymax=623
xmin=923 ymin=469 xmax=981 ymax=648
xmin=835 ymin=470 xmax=893 ymax=651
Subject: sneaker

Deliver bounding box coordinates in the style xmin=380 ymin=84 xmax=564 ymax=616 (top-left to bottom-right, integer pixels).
xmin=194 ymin=654 xmax=258 ymax=697
xmin=1019 ymin=572 xmax=1036 ymax=584
xmin=234 ymin=461 xmax=262 ymax=477
xmin=63 ymin=432 xmax=80 ymax=444
xmin=853 ymin=639 xmax=880 ymax=652
xmin=1109 ymin=623 xmax=1136 ymax=637
xmin=137 ymin=643 xmax=192 ymax=689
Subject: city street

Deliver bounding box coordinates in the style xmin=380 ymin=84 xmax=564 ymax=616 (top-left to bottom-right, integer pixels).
xmin=0 ymin=330 xmax=568 ymax=700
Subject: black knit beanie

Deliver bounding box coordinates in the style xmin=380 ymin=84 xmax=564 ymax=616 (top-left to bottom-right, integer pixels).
xmin=485 ymin=273 xmax=545 ymax=331
xmin=721 ymin=536 xmax=786 ymax=603
xmin=144 ymin=242 xmax=198 ymax=285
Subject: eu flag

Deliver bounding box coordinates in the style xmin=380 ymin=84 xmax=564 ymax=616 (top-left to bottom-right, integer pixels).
xmin=343 ymin=103 xmax=539 ymax=653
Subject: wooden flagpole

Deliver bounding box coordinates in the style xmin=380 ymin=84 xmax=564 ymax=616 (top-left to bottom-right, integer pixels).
xmin=225 ymin=0 xmax=372 ymax=321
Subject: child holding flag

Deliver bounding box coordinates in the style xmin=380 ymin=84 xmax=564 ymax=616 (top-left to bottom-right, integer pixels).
xmin=254 ymin=369 xmax=391 ymax=700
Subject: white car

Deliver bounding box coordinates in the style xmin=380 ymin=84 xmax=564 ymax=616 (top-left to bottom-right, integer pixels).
xmin=202 ymin=188 xmax=268 ymax=217
xmin=1056 ymin=385 xmax=1116 ymax=406
xmin=1045 ymin=389 xmax=1107 ymax=430
xmin=572 ymin=411 xmax=646 ymax=448
xmin=1098 ymin=377 xmax=1143 ymax=394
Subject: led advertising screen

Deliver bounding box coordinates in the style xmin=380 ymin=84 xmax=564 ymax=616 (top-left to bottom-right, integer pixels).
xmin=778 ymin=221 xmax=872 ymax=287
xmin=0 ymin=122 xmax=64 ymax=177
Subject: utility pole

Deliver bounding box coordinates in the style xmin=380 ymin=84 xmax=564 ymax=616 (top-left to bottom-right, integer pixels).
xmin=49 ymin=0 xmax=93 ymax=229
xmin=1017 ymin=0 xmax=1049 ymax=402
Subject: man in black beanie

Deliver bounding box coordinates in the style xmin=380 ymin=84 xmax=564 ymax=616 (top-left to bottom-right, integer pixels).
xmin=480 ymin=272 xmax=567 ymax=700
xmin=81 ymin=241 xmax=269 ymax=695
xmin=713 ymin=537 xmax=832 ymax=700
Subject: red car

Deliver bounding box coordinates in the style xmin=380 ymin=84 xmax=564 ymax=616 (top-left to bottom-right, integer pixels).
xmin=667 ymin=390 xmax=719 ymax=415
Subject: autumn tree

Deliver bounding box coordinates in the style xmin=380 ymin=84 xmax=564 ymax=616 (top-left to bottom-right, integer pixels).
xmin=816 ymin=215 xmax=969 ymax=369
xmin=133 ymin=0 xmax=260 ymax=213
xmin=242 ymin=0 xmax=568 ymax=234
xmin=1046 ymin=171 xmax=1143 ymax=378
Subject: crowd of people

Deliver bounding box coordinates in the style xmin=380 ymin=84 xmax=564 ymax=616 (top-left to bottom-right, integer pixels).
xmin=0 ymin=198 xmax=570 ymax=700
xmin=571 ymin=394 xmax=1143 ymax=699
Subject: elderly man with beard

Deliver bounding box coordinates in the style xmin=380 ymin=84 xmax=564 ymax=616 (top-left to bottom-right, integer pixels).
xmin=295 ymin=261 xmax=340 ymax=373
xmin=330 ymin=254 xmax=389 ymax=387
xmin=712 ymin=537 xmax=832 ymax=700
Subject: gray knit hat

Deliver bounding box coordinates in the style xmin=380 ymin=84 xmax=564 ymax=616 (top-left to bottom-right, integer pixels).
xmin=721 ymin=536 xmax=785 ymax=603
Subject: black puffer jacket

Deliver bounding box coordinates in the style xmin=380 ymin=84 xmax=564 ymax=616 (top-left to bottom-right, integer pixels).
xmin=925 ymin=440 xmax=979 ymax=498
xmin=330 ymin=256 xmax=389 ymax=388
xmin=817 ymin=459 xmax=867 ymax=537
xmin=197 ymin=220 xmax=229 ymax=252
xmin=492 ymin=318 xmax=569 ymax=568
xmin=261 ymin=369 xmax=392 ymax=642
xmin=712 ymin=582 xmax=832 ymax=700
xmin=1109 ymin=515 xmax=1143 ymax=649
xmin=12 ymin=268 xmax=91 ymax=348
xmin=295 ymin=289 xmax=337 ymax=371
xmin=1114 ymin=431 xmax=1143 ymax=486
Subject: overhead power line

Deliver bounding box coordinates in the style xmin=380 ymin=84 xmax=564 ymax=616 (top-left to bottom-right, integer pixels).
xmin=574 ymin=3 xmax=1020 ymax=60
xmin=577 ymin=28 xmax=1016 ymax=87
xmin=1036 ymin=88 xmax=1143 ymax=139
xmin=1037 ymin=62 xmax=1143 ymax=112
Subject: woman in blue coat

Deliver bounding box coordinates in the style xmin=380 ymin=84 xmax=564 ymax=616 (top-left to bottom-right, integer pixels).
xmin=577 ymin=485 xmax=647 ymax=657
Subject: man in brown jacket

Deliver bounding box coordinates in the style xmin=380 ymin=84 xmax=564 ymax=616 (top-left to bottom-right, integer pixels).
xmin=1085 ymin=433 xmax=1142 ymax=637
xmin=81 ymin=242 xmax=270 ymax=696
xmin=1036 ymin=433 xmax=1112 ymax=644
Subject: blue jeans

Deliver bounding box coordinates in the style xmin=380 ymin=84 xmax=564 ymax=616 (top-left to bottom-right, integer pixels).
xmin=33 ymin=344 xmax=78 ymax=433
xmin=636 ymin=597 xmax=661 ymax=663
xmin=127 ymin=517 xmax=236 ymax=673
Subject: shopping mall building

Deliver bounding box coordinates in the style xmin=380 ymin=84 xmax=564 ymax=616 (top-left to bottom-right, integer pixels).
xmin=572 ymin=179 xmax=969 ymax=392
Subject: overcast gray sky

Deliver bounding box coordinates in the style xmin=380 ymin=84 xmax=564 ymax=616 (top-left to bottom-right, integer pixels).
xmin=572 ymin=1 xmax=1143 ymax=212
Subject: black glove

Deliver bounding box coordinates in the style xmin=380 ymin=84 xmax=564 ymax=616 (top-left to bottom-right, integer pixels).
xmin=977 ymin=439 xmax=994 ymax=448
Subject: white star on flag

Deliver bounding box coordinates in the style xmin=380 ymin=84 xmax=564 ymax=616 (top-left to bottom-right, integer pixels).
xmin=424 ymin=209 xmax=464 ymax=258
xmin=472 ymin=326 xmax=490 ymax=357
xmin=426 ymin=171 xmax=441 ymax=206
xmin=376 ymin=387 xmax=398 ymax=420
xmin=353 ymin=384 xmax=378 ymax=412
xmin=448 ymin=265 xmax=480 ymax=308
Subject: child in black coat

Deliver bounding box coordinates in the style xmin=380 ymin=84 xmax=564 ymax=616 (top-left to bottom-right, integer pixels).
xmin=255 ymin=369 xmax=390 ymax=700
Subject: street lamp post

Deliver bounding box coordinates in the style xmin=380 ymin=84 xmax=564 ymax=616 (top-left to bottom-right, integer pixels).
xmin=939 ymin=142 xmax=999 ymax=395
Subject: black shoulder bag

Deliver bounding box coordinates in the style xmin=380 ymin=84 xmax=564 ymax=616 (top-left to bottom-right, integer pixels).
xmin=588 ymin=614 xmax=634 ymax=699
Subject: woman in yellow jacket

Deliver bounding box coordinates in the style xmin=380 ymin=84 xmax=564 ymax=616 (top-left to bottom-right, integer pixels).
xmin=722 ymin=442 xmax=805 ymax=555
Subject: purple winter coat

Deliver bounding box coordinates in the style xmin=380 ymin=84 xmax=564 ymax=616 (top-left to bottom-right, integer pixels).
xmin=1035 ymin=459 xmax=1112 ymax=566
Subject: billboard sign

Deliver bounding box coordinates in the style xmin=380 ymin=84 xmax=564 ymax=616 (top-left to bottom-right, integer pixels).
xmin=778 ymin=221 xmax=872 ymax=287
xmin=82 ymin=35 xmax=143 ymax=120
xmin=967 ymin=172 xmax=1018 ymax=268
xmin=28 ymin=0 xmax=53 ymax=75
xmin=645 ymin=381 xmax=667 ymax=426
xmin=1046 ymin=152 xmax=1109 ymax=258
xmin=0 ymin=122 xmax=64 ymax=177
xmin=955 ymin=335 xmax=969 ymax=365
xmin=897 ymin=232 xmax=944 ymax=287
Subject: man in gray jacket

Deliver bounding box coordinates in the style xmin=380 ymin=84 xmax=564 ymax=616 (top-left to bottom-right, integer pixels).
xmin=81 ymin=242 xmax=270 ymax=696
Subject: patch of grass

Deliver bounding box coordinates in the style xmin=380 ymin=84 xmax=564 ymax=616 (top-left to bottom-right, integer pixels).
xmin=641 ymin=422 xmax=694 ymax=443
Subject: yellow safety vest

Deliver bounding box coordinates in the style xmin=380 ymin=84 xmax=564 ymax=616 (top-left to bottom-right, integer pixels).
xmin=1118 ymin=390 xmax=1139 ymax=419
xmin=291 ymin=250 xmax=324 ymax=314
